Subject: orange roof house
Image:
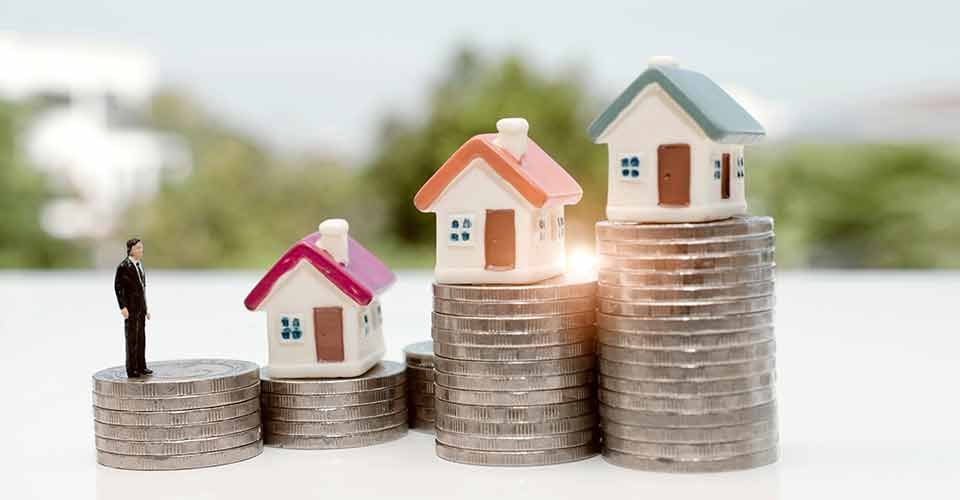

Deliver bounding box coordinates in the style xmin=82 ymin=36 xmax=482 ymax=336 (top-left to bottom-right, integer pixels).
xmin=414 ymin=118 xmax=583 ymax=284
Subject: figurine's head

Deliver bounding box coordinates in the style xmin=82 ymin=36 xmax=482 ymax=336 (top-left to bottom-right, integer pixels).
xmin=126 ymin=238 xmax=144 ymax=259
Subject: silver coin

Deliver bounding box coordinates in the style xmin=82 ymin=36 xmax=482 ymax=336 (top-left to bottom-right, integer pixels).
xmin=598 ymin=327 xmax=774 ymax=350
xmin=261 ymin=385 xmax=405 ymax=409
xmin=602 ymin=446 xmax=778 ymax=473
xmin=260 ymin=361 xmax=405 ymax=395
xmin=604 ymin=434 xmax=777 ymax=460
xmin=598 ymin=341 xmax=776 ymax=366
xmin=432 ymin=311 xmax=595 ymax=333
xmin=93 ymin=383 xmax=260 ymax=412
xmin=435 ymin=399 xmax=595 ymax=423
xmin=435 ymin=355 xmax=595 ymax=377
xmin=263 ymin=396 xmax=406 ymax=422
xmin=436 ymin=442 xmax=598 ymax=466
xmin=95 ymin=412 xmax=261 ymax=441
xmin=436 ymin=429 xmax=597 ymax=452
xmin=434 ymin=385 xmax=593 ymax=406
xmin=599 ymin=387 xmax=776 ymax=413
xmin=434 ymin=341 xmax=595 ymax=362
xmin=597 ymin=311 xmax=774 ymax=334
xmin=433 ymin=275 xmax=596 ymax=302
xmin=93 ymin=359 xmax=260 ymax=398
xmin=599 ymin=402 xmax=778 ymax=427
xmin=597 ymin=250 xmax=775 ymax=272
xmin=597 ymin=281 xmax=775 ymax=302
xmin=598 ymin=295 xmax=775 ymax=318
xmin=404 ymin=341 xmax=435 ymax=368
xmin=264 ymin=411 xmax=406 ymax=435
xmin=435 ymin=413 xmax=597 ymax=436
xmin=406 ymin=365 xmax=435 ymax=380
xmin=96 ymin=427 xmax=261 ymax=456
xmin=599 ymin=372 xmax=776 ymax=397
xmin=595 ymin=216 xmax=773 ymax=241
xmin=598 ymin=265 xmax=775 ymax=288
xmin=433 ymin=327 xmax=596 ymax=347
xmin=406 ymin=378 xmax=435 ymax=394
xmin=408 ymin=391 xmax=437 ymax=407
xmin=264 ymin=423 xmax=407 ymax=449
xmin=92 ymin=398 xmax=260 ymax=426
xmin=600 ymin=358 xmax=775 ymax=382
xmin=602 ymin=419 xmax=777 ymax=444
xmin=96 ymin=440 xmax=263 ymax=471
xmin=433 ymin=296 xmax=596 ymax=318
xmin=597 ymin=234 xmax=774 ymax=257
xmin=435 ymin=370 xmax=594 ymax=391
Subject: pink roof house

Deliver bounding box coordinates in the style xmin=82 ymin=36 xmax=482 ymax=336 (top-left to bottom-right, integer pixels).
xmin=244 ymin=219 xmax=395 ymax=378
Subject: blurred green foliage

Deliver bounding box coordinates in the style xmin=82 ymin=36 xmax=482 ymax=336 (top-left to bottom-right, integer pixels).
xmin=0 ymin=101 xmax=87 ymax=267
xmin=6 ymin=48 xmax=960 ymax=269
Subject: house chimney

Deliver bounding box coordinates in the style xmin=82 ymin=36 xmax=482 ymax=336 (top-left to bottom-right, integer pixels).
xmin=317 ymin=218 xmax=349 ymax=265
xmin=493 ymin=117 xmax=529 ymax=160
xmin=648 ymin=55 xmax=680 ymax=68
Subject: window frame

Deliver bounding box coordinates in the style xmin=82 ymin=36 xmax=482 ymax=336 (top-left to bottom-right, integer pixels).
xmin=537 ymin=215 xmax=548 ymax=242
xmin=618 ymin=154 xmax=642 ymax=182
xmin=279 ymin=313 xmax=305 ymax=343
xmin=447 ymin=213 xmax=475 ymax=246
xmin=360 ymin=310 xmax=371 ymax=337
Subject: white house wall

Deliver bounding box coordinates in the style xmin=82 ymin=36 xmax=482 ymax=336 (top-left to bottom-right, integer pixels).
xmin=257 ymin=260 xmax=384 ymax=377
xmin=430 ymin=158 xmax=565 ymax=284
xmin=599 ymin=84 xmax=748 ymax=222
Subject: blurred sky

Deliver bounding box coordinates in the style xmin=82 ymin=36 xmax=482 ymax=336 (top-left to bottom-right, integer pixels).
xmin=3 ymin=1 xmax=957 ymax=157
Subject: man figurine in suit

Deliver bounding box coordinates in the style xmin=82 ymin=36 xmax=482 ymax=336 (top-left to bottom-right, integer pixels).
xmin=114 ymin=238 xmax=152 ymax=378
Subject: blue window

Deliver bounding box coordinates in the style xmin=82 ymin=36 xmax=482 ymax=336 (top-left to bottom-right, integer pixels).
xmin=713 ymin=159 xmax=722 ymax=180
xmin=449 ymin=214 xmax=474 ymax=245
xmin=362 ymin=312 xmax=371 ymax=336
xmin=279 ymin=314 xmax=303 ymax=342
xmin=736 ymin=156 xmax=745 ymax=179
xmin=620 ymin=155 xmax=641 ymax=179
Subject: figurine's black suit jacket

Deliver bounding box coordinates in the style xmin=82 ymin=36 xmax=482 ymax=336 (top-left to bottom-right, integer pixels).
xmin=114 ymin=258 xmax=147 ymax=376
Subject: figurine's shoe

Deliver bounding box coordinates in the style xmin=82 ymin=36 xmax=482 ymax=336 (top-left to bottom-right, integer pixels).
xmin=141 ymin=368 xmax=153 ymax=375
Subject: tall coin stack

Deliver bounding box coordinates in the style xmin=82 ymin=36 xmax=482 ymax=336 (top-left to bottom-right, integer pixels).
xmin=594 ymin=216 xmax=780 ymax=472
xmin=92 ymin=359 xmax=263 ymax=470
xmin=260 ymin=361 xmax=408 ymax=449
xmin=431 ymin=276 xmax=600 ymax=466
xmin=404 ymin=341 xmax=436 ymax=432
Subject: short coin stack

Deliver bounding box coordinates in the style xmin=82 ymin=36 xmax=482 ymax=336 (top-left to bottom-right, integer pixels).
xmin=431 ymin=276 xmax=600 ymax=466
xmin=404 ymin=341 xmax=436 ymax=432
xmin=595 ymin=216 xmax=779 ymax=472
xmin=260 ymin=361 xmax=408 ymax=449
xmin=92 ymin=359 xmax=263 ymax=470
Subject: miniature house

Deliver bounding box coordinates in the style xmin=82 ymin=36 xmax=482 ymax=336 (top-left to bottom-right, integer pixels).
xmin=244 ymin=219 xmax=395 ymax=378
xmin=414 ymin=118 xmax=583 ymax=284
xmin=588 ymin=56 xmax=766 ymax=223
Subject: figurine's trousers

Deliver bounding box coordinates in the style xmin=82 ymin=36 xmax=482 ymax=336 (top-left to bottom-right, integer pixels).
xmin=124 ymin=312 xmax=147 ymax=376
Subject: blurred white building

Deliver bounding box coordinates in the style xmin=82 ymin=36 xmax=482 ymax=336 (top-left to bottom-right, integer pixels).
xmin=0 ymin=32 xmax=191 ymax=240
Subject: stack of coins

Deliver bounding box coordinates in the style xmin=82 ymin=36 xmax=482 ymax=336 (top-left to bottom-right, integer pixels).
xmin=260 ymin=361 xmax=408 ymax=449
xmin=431 ymin=276 xmax=600 ymax=466
xmin=404 ymin=341 xmax=436 ymax=432
xmin=92 ymin=359 xmax=263 ymax=470
xmin=594 ymin=215 xmax=779 ymax=472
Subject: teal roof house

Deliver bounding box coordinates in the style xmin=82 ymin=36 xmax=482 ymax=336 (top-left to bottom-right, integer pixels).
xmin=589 ymin=56 xmax=766 ymax=223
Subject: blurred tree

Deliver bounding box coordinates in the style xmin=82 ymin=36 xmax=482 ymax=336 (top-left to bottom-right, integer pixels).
xmin=748 ymin=144 xmax=960 ymax=268
xmin=365 ymin=47 xmax=607 ymax=255
xmin=0 ymin=101 xmax=87 ymax=267
xmin=120 ymin=90 xmax=380 ymax=268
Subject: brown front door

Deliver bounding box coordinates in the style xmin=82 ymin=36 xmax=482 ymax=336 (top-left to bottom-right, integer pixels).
xmin=657 ymin=144 xmax=691 ymax=206
xmin=721 ymin=153 xmax=731 ymax=199
xmin=313 ymin=307 xmax=344 ymax=362
xmin=484 ymin=209 xmax=516 ymax=270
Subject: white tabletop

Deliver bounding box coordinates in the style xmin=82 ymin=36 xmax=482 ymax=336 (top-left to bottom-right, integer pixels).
xmin=1 ymin=270 xmax=957 ymax=499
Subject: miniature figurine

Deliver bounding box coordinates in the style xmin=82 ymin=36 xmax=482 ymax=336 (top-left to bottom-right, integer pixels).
xmin=414 ymin=117 xmax=583 ymax=284
xmin=588 ymin=56 xmax=766 ymax=223
xmin=113 ymin=238 xmax=152 ymax=378
xmin=244 ymin=219 xmax=395 ymax=378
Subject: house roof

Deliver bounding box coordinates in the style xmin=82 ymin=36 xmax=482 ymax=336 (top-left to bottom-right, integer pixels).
xmin=588 ymin=65 xmax=766 ymax=144
xmin=413 ymin=133 xmax=583 ymax=212
xmin=244 ymin=233 xmax=394 ymax=311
